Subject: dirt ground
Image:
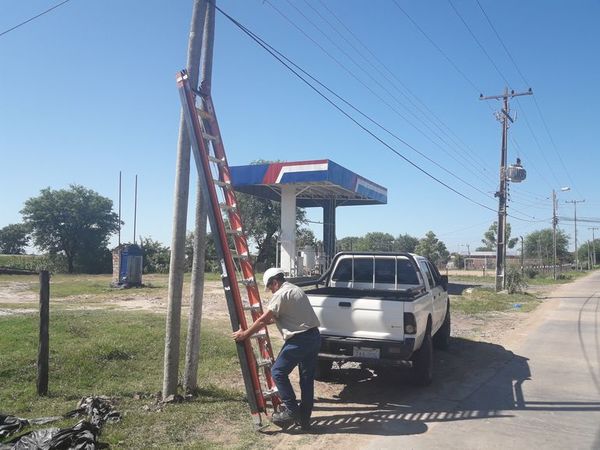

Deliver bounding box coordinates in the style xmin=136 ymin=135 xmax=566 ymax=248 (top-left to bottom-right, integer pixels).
xmin=0 ymin=275 xmax=556 ymax=449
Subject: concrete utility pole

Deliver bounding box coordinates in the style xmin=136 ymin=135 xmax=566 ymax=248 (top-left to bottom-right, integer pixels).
xmin=163 ymin=0 xmax=209 ymax=398
xmin=565 ymin=199 xmax=585 ymax=271
xmin=552 ymin=190 xmax=558 ymax=279
xmin=519 ymin=236 xmax=524 ymax=276
xmin=183 ymin=2 xmax=214 ymax=394
xmin=480 ymin=87 xmax=532 ymax=291
xmin=589 ymin=227 xmax=598 ymax=267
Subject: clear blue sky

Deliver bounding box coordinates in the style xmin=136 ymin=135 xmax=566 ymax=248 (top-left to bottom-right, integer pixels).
xmin=1 ymin=0 xmax=599 ymax=254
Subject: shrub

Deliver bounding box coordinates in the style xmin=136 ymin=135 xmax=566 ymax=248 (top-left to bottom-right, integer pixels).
xmin=524 ymin=267 xmax=539 ymax=279
xmin=506 ymin=268 xmax=528 ymax=294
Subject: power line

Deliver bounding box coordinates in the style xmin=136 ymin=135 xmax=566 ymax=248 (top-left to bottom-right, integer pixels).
xmin=311 ymin=0 xmax=495 ymax=177
xmin=391 ymin=0 xmax=483 ymax=95
xmin=475 ymin=0 xmax=529 ymax=86
xmin=266 ymin=0 xmax=494 ymax=185
xmin=213 ymin=3 xmax=499 ymax=214
xmin=509 ymin=135 xmax=555 ymax=190
xmin=447 ymin=0 xmax=511 ymax=87
xmin=0 ymin=0 xmax=72 ymax=38
xmin=475 ymin=0 xmax=582 ymax=198
xmin=515 ymin=98 xmax=563 ymax=186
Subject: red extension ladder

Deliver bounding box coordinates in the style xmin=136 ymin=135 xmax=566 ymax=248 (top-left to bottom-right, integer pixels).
xmin=176 ymin=70 xmax=281 ymax=427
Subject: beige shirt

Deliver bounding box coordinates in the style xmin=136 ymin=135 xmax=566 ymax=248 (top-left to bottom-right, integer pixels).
xmin=267 ymin=281 xmax=320 ymax=340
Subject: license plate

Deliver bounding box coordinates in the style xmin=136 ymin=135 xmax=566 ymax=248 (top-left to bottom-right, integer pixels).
xmin=353 ymin=346 xmax=380 ymax=359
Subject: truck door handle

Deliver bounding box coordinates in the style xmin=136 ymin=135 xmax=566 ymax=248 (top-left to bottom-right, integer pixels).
xmin=338 ymin=302 xmax=351 ymax=307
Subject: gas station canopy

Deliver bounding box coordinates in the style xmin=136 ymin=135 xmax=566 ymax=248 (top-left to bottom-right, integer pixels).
xmin=230 ymin=159 xmax=387 ymax=275
xmin=229 ymin=159 xmax=387 ymax=207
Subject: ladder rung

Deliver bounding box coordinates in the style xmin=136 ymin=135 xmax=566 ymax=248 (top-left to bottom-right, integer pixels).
xmin=219 ymin=202 xmax=237 ymax=211
xmin=243 ymin=303 xmax=262 ymax=312
xmin=196 ymin=107 xmax=213 ymax=120
xmin=213 ymin=179 xmax=232 ymax=189
xmin=203 ymin=132 xmax=220 ymax=142
xmin=250 ymin=330 xmax=267 ymax=339
xmin=226 ymin=228 xmax=244 ymax=237
xmin=233 ymin=253 xmax=249 ymax=260
xmin=256 ymin=358 xmax=273 ymax=368
xmin=209 ymin=155 xmax=226 ymax=165
xmin=239 ymin=278 xmax=256 ymax=287
xmin=263 ymin=388 xmax=279 ymax=399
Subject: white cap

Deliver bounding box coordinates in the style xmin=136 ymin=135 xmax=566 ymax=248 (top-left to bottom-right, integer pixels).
xmin=263 ymin=267 xmax=285 ymax=290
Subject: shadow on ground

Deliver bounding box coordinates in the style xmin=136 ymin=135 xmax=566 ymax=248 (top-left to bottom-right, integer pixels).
xmin=272 ymin=335 xmax=599 ymax=438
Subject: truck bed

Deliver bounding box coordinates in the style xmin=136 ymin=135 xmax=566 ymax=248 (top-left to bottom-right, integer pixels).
xmin=304 ymin=286 xmax=426 ymax=301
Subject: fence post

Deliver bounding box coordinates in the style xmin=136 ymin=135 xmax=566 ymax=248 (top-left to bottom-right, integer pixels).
xmin=37 ymin=270 xmax=50 ymax=396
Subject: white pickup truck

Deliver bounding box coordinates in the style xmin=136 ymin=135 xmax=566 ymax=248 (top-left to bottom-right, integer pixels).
xmin=303 ymin=252 xmax=450 ymax=385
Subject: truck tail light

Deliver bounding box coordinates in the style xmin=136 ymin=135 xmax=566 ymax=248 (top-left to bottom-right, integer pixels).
xmin=404 ymin=313 xmax=416 ymax=334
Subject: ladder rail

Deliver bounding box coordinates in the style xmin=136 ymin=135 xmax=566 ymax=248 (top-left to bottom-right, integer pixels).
xmin=177 ymin=70 xmax=282 ymax=421
xmin=200 ymin=93 xmax=279 ymax=395
xmin=176 ymin=71 xmax=266 ymax=414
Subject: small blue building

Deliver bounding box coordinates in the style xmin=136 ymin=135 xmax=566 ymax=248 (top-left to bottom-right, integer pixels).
xmin=112 ymin=244 xmax=143 ymax=287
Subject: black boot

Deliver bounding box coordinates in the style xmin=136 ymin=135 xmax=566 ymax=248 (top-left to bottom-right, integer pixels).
xmin=298 ymin=403 xmax=311 ymax=431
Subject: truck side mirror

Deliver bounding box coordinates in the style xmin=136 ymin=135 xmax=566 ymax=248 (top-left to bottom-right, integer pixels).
xmin=440 ymin=275 xmax=448 ymax=291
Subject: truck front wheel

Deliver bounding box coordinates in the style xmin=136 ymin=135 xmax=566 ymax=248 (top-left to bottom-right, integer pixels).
xmin=410 ymin=324 xmax=433 ymax=386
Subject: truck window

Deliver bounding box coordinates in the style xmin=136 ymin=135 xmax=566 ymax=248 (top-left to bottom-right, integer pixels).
xmin=427 ymin=261 xmax=442 ymax=286
xmin=375 ymin=258 xmax=395 ymax=284
xmin=331 ymin=259 xmax=352 ymax=282
xmin=354 ymin=258 xmax=374 ymax=284
xmin=398 ymin=259 xmax=420 ymax=285
xmin=419 ymin=261 xmax=435 ymax=289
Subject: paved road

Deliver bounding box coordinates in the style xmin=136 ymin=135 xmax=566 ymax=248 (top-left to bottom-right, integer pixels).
xmin=364 ymin=272 xmax=600 ymax=450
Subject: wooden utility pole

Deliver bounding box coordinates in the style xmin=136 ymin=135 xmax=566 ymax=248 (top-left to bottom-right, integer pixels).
xmin=163 ymin=0 xmax=209 ymax=398
xmin=183 ymin=1 xmax=214 ymax=394
xmin=480 ymin=87 xmax=532 ymax=291
xmin=552 ymin=190 xmax=558 ymax=279
xmin=37 ymin=271 xmax=50 ymax=396
xmin=565 ymin=199 xmax=585 ymax=270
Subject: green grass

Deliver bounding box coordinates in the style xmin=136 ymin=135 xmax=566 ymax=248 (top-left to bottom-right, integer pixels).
xmin=0 ymin=272 xmax=225 ymax=301
xmin=451 ymin=287 xmax=541 ymax=314
xmin=524 ymin=270 xmax=588 ymax=285
xmin=0 ymin=310 xmax=264 ymax=449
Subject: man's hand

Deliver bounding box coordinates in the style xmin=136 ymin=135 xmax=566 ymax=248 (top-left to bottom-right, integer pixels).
xmin=232 ymin=327 xmax=247 ymax=342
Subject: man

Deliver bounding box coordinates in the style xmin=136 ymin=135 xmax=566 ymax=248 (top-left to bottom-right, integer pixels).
xmin=232 ymin=267 xmax=321 ymax=430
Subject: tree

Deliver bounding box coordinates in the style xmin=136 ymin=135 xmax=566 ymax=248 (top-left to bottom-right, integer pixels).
xmin=296 ymin=227 xmax=317 ymax=249
xmin=355 ymin=232 xmax=396 ymax=252
xmin=140 ymin=237 xmax=171 ymax=273
xmin=415 ymin=231 xmax=449 ymax=266
xmin=185 ymin=231 xmax=219 ymax=273
xmin=237 ymin=192 xmax=306 ymax=268
xmin=395 ymin=233 xmax=419 ymax=252
xmin=477 ymin=221 xmax=518 ymax=251
xmin=576 ymin=239 xmax=599 ymax=268
xmin=524 ymin=229 xmax=570 ymax=265
xmin=337 ymin=236 xmax=361 ymax=252
xmin=21 ymin=185 xmax=119 ymax=273
xmin=0 ymin=223 xmax=30 ymax=254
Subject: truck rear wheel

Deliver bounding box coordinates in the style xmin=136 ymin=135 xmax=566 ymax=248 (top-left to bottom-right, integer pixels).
xmin=433 ymin=302 xmax=451 ymax=350
xmin=315 ymin=359 xmax=333 ymax=381
xmin=410 ymin=323 xmax=433 ymax=386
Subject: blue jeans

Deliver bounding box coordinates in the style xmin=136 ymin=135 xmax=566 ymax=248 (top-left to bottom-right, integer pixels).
xmin=271 ymin=328 xmax=321 ymax=417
